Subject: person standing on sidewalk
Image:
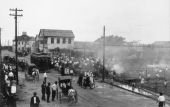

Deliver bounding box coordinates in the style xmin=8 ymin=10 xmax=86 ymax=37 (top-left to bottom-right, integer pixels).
xmin=51 ymin=81 xmax=58 ymax=101
xmin=157 ymin=92 xmax=165 ymax=107
xmin=43 ymin=72 xmax=47 ymax=84
xmin=30 ymin=92 xmax=40 ymax=107
xmin=41 ymin=81 xmax=46 ymax=101
xmin=46 ymin=82 xmax=51 ymax=103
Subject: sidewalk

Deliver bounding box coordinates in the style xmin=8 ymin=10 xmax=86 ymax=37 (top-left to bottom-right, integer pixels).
xmin=104 ymin=79 xmax=170 ymax=106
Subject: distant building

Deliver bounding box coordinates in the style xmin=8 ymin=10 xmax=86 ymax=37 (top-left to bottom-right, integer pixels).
xmin=74 ymin=41 xmax=94 ymax=52
xmin=35 ymin=29 xmax=75 ymax=52
xmin=152 ymin=41 xmax=170 ymax=47
xmin=12 ymin=32 xmax=35 ymax=53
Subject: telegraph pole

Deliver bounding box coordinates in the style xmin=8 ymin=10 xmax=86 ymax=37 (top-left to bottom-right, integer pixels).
xmin=43 ymin=29 xmax=45 ymax=52
xmin=0 ymin=28 xmax=2 ymax=92
xmin=84 ymin=44 xmax=86 ymax=59
xmin=102 ymin=26 xmax=105 ymax=82
xmin=10 ymin=8 xmax=23 ymax=85
xmin=0 ymin=28 xmax=5 ymax=106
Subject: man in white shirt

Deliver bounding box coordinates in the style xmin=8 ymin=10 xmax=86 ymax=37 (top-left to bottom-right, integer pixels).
xmin=158 ymin=92 xmax=165 ymax=107
xmin=8 ymin=71 xmax=14 ymax=81
xmin=43 ymin=72 xmax=47 ymax=83
xmin=51 ymin=81 xmax=58 ymax=101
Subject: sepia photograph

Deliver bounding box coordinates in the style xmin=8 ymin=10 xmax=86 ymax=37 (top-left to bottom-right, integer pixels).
xmin=0 ymin=0 xmax=170 ymax=107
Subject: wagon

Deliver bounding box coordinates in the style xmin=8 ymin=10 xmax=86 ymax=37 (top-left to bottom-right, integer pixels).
xmin=25 ymin=63 xmax=39 ymax=81
xmin=58 ymin=76 xmax=78 ymax=103
xmin=30 ymin=53 xmax=51 ymax=72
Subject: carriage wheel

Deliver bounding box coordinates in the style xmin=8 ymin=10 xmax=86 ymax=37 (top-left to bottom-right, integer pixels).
xmin=90 ymin=82 xmax=96 ymax=89
xmin=82 ymin=81 xmax=86 ymax=89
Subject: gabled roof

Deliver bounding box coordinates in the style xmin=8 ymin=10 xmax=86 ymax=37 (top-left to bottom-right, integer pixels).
xmin=39 ymin=29 xmax=75 ymax=38
xmin=15 ymin=34 xmax=34 ymax=41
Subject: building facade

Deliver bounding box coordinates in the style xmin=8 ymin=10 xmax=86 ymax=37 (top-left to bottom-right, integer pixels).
xmin=12 ymin=32 xmax=35 ymax=53
xmin=35 ymin=29 xmax=75 ymax=52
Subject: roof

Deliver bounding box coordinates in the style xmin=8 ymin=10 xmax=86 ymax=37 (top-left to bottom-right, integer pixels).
xmin=14 ymin=34 xmax=34 ymax=42
xmin=58 ymin=76 xmax=72 ymax=81
xmin=39 ymin=29 xmax=75 ymax=38
xmin=31 ymin=52 xmax=51 ymax=58
xmin=27 ymin=63 xmax=36 ymax=67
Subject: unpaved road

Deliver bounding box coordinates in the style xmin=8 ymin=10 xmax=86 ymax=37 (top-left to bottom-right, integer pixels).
xmin=16 ymin=70 xmax=160 ymax=107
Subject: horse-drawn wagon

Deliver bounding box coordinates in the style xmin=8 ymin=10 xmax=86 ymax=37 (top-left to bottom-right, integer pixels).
xmin=77 ymin=72 xmax=95 ymax=89
xmin=58 ymin=76 xmax=78 ymax=103
xmin=30 ymin=53 xmax=51 ymax=72
xmin=25 ymin=63 xmax=39 ymax=81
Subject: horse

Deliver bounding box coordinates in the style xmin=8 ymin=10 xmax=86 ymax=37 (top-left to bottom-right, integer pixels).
xmin=32 ymin=68 xmax=39 ymax=82
xmin=68 ymin=88 xmax=77 ymax=103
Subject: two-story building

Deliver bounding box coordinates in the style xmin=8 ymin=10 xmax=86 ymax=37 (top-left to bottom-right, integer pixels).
xmin=35 ymin=29 xmax=75 ymax=52
xmin=12 ymin=32 xmax=35 ymax=53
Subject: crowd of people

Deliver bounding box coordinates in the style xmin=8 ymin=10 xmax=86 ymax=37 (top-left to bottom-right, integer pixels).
xmin=51 ymin=53 xmax=102 ymax=76
xmin=30 ymin=73 xmax=59 ymax=107
xmin=31 ymin=72 xmax=76 ymax=107
xmin=2 ymin=63 xmax=17 ymax=106
xmin=2 ymin=52 xmax=167 ymax=107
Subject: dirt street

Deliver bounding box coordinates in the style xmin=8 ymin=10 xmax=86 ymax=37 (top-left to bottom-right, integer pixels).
xmin=17 ymin=70 xmax=161 ymax=107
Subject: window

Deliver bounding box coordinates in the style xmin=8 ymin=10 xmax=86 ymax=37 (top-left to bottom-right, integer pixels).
xmin=51 ymin=38 xmax=54 ymax=44
xmin=44 ymin=38 xmax=47 ymax=44
xmin=63 ymin=38 xmax=66 ymax=44
xmin=57 ymin=37 xmax=60 ymax=44
xmin=68 ymin=38 xmax=71 ymax=44
xmin=18 ymin=42 xmax=20 ymax=45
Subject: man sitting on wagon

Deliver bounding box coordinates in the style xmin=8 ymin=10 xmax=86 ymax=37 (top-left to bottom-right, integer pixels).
xmin=61 ymin=83 xmax=68 ymax=95
xmin=8 ymin=71 xmax=14 ymax=81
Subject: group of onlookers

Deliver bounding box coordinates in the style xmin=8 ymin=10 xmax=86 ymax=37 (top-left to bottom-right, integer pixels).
xmin=51 ymin=53 xmax=101 ymax=76
xmin=3 ymin=63 xmax=17 ymax=97
xmin=30 ymin=72 xmax=59 ymax=107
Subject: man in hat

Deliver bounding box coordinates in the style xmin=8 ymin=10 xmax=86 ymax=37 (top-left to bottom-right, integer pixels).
xmin=41 ymin=81 xmax=46 ymax=101
xmin=46 ymin=82 xmax=51 ymax=103
xmin=30 ymin=92 xmax=40 ymax=107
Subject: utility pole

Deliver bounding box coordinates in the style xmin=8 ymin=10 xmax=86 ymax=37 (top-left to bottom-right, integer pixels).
xmin=10 ymin=8 xmax=23 ymax=85
xmin=0 ymin=28 xmax=2 ymax=92
xmin=102 ymin=26 xmax=105 ymax=82
xmin=43 ymin=29 xmax=45 ymax=53
xmin=84 ymin=44 xmax=86 ymax=59
xmin=0 ymin=28 xmax=5 ymax=107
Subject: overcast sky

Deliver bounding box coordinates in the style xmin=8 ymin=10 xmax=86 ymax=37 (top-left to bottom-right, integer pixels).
xmin=0 ymin=0 xmax=170 ymax=45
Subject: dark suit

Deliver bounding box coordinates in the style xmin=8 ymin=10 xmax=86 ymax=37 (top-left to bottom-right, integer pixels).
xmin=41 ymin=84 xmax=46 ymax=100
xmin=30 ymin=96 xmax=40 ymax=107
xmin=46 ymin=86 xmax=51 ymax=102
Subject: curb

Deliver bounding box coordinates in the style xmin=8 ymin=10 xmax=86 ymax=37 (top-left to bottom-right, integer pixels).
xmin=103 ymin=81 xmax=170 ymax=105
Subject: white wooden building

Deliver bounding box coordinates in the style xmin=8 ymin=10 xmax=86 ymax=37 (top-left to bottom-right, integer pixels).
xmin=35 ymin=29 xmax=75 ymax=52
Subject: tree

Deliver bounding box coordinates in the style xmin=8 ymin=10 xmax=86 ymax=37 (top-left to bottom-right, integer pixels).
xmin=95 ymin=35 xmax=126 ymax=45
